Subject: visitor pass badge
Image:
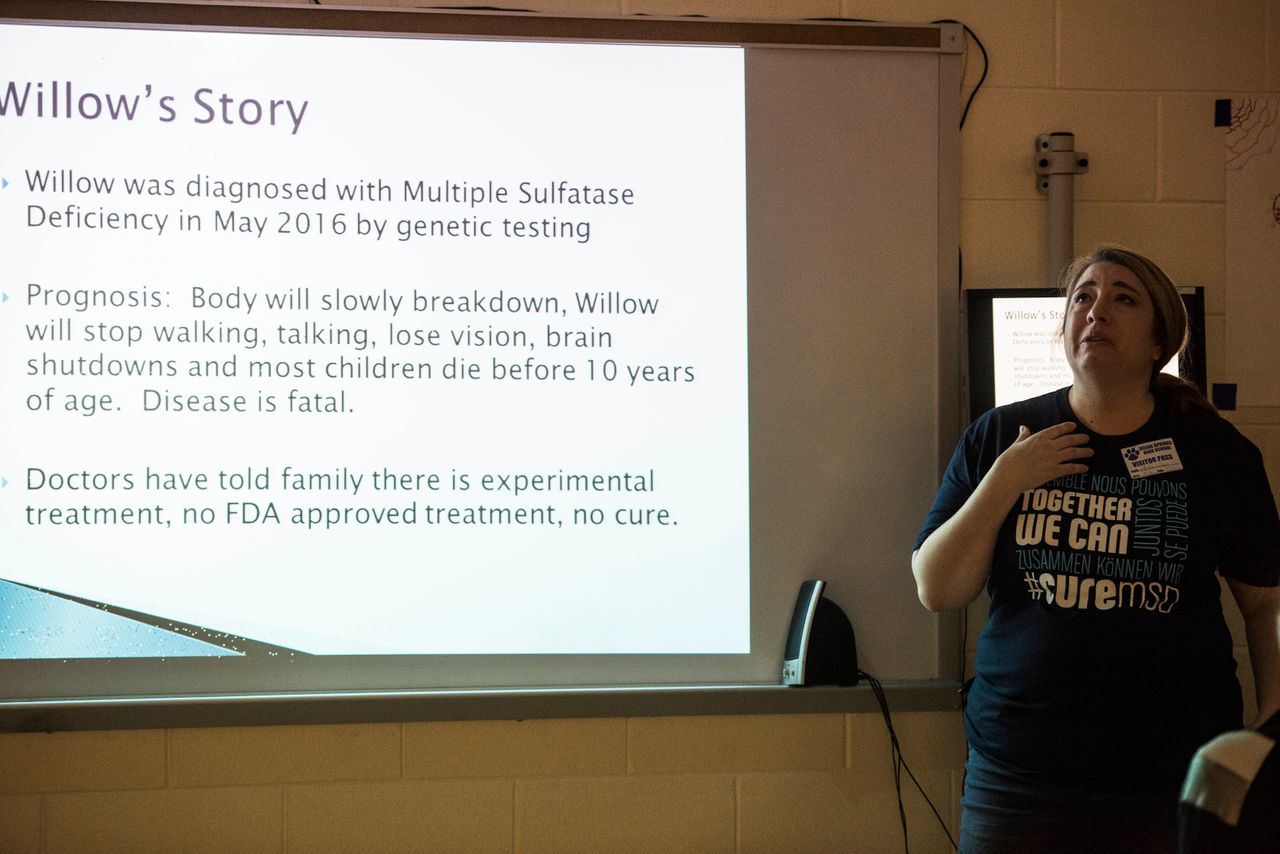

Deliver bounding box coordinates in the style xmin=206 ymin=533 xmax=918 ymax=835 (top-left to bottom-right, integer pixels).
xmin=1121 ymin=438 xmax=1183 ymax=479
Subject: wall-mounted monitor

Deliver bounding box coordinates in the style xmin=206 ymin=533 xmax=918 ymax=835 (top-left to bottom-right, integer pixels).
xmin=966 ymin=287 xmax=1207 ymax=422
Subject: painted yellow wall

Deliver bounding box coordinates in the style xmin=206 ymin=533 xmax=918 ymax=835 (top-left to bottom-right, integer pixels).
xmin=3 ymin=1 xmax=1278 ymax=851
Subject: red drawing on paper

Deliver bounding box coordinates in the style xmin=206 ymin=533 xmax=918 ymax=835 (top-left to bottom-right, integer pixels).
xmin=1226 ymin=99 xmax=1279 ymax=171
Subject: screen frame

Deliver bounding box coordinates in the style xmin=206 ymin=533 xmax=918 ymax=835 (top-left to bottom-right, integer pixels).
xmin=0 ymin=0 xmax=964 ymax=731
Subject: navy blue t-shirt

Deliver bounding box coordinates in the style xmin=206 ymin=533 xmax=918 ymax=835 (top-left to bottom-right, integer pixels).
xmin=915 ymin=388 xmax=1280 ymax=791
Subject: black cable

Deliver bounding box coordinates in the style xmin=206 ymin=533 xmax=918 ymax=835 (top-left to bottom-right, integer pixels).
xmin=859 ymin=669 xmax=960 ymax=853
xmin=803 ymin=17 xmax=988 ymax=132
xmin=925 ymin=20 xmax=988 ymax=301
xmin=931 ymin=20 xmax=988 ymax=130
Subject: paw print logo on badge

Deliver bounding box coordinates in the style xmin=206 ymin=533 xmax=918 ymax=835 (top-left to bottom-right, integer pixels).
xmin=1124 ymin=447 xmax=1142 ymax=462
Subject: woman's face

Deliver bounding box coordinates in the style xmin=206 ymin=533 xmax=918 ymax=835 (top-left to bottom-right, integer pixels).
xmin=1064 ymin=261 xmax=1161 ymax=384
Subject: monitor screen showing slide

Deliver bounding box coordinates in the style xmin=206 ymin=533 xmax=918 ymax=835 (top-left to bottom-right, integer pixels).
xmin=966 ymin=287 xmax=1206 ymax=421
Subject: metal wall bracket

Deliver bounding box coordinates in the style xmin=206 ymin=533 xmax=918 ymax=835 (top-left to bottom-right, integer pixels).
xmin=1036 ymin=132 xmax=1089 ymax=282
xmin=1035 ymin=132 xmax=1089 ymax=193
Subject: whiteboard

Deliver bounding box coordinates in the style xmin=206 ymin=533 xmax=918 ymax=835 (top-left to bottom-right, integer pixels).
xmin=0 ymin=1 xmax=961 ymax=712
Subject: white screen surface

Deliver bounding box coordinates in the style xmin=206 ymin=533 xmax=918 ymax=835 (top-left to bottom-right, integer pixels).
xmin=0 ymin=24 xmax=749 ymax=657
xmin=990 ymin=296 xmax=1178 ymax=407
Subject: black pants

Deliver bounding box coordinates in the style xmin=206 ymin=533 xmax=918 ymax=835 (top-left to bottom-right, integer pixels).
xmin=959 ymin=746 xmax=1179 ymax=854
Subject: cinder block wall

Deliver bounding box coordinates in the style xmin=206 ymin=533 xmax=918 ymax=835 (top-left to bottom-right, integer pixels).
xmin=2 ymin=1 xmax=1277 ymax=851
xmin=0 ymin=713 xmax=966 ymax=852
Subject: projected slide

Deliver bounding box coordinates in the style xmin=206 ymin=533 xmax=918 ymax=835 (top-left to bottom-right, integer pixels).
xmin=0 ymin=24 xmax=749 ymax=656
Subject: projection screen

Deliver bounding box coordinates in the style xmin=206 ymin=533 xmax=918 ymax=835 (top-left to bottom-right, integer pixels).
xmin=0 ymin=1 xmax=961 ymax=719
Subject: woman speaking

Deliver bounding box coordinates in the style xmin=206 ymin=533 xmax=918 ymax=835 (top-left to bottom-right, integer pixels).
xmin=913 ymin=246 xmax=1280 ymax=853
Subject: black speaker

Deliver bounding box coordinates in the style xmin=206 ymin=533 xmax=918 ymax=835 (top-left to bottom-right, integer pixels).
xmin=782 ymin=580 xmax=859 ymax=686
